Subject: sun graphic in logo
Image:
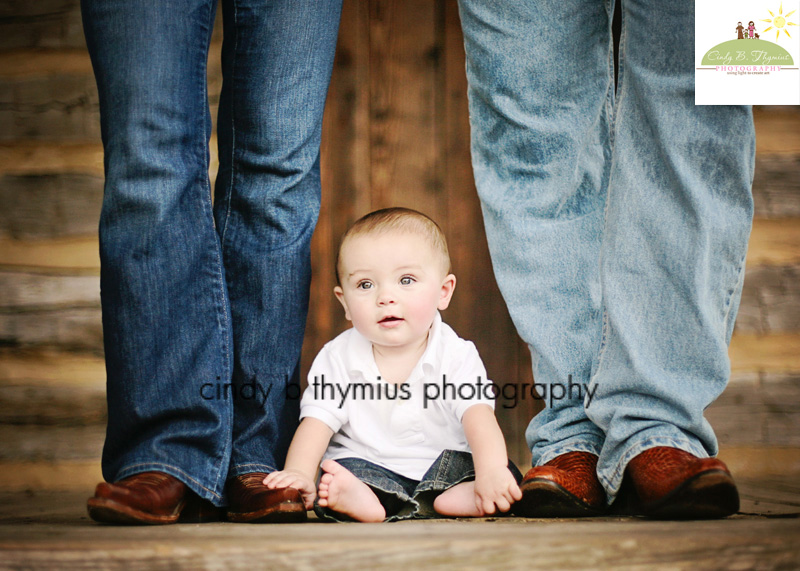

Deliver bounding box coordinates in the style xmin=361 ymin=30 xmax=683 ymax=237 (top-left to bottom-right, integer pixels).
xmin=762 ymin=2 xmax=797 ymax=41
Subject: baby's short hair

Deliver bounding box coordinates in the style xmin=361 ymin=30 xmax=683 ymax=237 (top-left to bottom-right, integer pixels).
xmin=336 ymin=207 xmax=451 ymax=284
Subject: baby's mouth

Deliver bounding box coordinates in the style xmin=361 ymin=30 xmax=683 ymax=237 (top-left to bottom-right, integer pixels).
xmin=379 ymin=316 xmax=403 ymax=324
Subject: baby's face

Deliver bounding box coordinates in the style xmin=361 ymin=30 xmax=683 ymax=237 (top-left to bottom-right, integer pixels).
xmin=334 ymin=230 xmax=455 ymax=353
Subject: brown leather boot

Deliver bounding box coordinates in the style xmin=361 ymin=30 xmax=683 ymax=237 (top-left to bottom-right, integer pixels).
xmin=226 ymin=472 xmax=306 ymax=523
xmin=625 ymin=447 xmax=739 ymax=519
xmin=87 ymin=471 xmax=222 ymax=525
xmin=514 ymin=452 xmax=607 ymax=517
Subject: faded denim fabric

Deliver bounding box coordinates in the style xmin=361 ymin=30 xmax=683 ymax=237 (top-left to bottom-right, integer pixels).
xmin=457 ymin=0 xmax=755 ymax=501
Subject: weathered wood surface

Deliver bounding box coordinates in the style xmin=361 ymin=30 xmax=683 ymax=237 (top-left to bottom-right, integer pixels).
xmin=0 ymin=174 xmax=102 ymax=239
xmin=1 ymin=521 xmax=797 ymax=570
xmin=719 ymin=446 xmax=800 ymax=479
xmin=0 ymin=349 xmax=107 ymax=429
xmin=0 ymin=49 xmax=92 ymax=79
xmin=0 ymin=484 xmax=798 ymax=571
xmin=0 ymin=236 xmax=99 ymax=270
xmin=0 ymin=348 xmax=105 ymax=385
xmin=0 ymin=462 xmax=102 ymax=493
xmin=0 ymin=307 xmax=103 ymax=350
xmin=0 ymin=73 xmax=100 ymax=142
xmin=0 ymin=383 xmax=105 ymax=426
xmin=737 ymin=265 xmax=800 ymax=333
xmin=753 ymin=107 xmax=800 ymax=154
xmin=728 ymin=332 xmax=800 ymax=373
xmin=0 ymin=142 xmax=102 ymax=175
xmin=752 ymin=155 xmax=800 ymax=219
xmin=708 ymin=373 xmax=800 ymax=447
xmin=737 ymin=476 xmax=800 ymax=515
xmin=746 ymin=218 xmax=800 ymax=266
xmin=0 ymin=0 xmax=86 ymax=50
xmin=0 ymin=425 xmax=104 ymax=461
xmin=0 ymin=272 xmax=98 ymax=309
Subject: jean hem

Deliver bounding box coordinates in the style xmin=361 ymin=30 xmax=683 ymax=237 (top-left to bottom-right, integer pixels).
xmin=114 ymin=462 xmax=224 ymax=505
xmin=533 ymin=437 xmax=604 ymax=469
xmin=228 ymin=463 xmax=280 ymax=478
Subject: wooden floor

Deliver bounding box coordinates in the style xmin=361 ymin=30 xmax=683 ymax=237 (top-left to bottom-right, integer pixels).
xmin=1 ymin=477 xmax=798 ymax=570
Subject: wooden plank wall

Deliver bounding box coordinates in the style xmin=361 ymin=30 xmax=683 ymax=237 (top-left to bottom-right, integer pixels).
xmin=0 ymin=0 xmax=798 ymax=490
xmin=310 ymin=0 xmax=534 ymax=466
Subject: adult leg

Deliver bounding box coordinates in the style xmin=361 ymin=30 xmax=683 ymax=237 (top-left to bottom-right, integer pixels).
xmin=214 ymin=0 xmax=342 ymax=479
xmin=457 ymin=0 xmax=613 ymax=472
xmin=587 ymin=0 xmax=754 ymax=508
xmin=82 ymin=0 xmax=233 ymax=506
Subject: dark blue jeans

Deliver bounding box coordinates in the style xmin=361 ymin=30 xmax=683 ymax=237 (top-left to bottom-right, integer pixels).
xmin=315 ymin=451 xmax=523 ymax=522
xmin=81 ymin=0 xmax=342 ymax=506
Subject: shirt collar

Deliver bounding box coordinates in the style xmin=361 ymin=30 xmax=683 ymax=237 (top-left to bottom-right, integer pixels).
xmin=344 ymin=311 xmax=443 ymax=381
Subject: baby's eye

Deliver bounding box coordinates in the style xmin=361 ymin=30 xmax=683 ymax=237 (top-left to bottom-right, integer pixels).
xmin=400 ymin=276 xmax=415 ymax=286
xmin=356 ymin=281 xmax=373 ymax=290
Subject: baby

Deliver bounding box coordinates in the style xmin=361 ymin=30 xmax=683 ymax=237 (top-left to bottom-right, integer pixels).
xmin=264 ymin=207 xmax=521 ymax=522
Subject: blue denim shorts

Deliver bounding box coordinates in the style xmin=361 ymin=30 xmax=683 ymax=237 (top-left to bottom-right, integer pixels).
xmin=314 ymin=450 xmax=522 ymax=522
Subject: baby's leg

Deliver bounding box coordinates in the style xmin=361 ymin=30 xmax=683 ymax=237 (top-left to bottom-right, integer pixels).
xmin=318 ymin=460 xmax=385 ymax=523
xmin=433 ymin=481 xmax=483 ymax=517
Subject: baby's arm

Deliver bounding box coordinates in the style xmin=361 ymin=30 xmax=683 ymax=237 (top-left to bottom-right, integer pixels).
xmin=462 ymin=404 xmax=522 ymax=515
xmin=263 ymin=417 xmax=334 ymax=509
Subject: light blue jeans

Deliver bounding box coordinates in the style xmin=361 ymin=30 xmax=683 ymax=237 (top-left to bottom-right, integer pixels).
xmin=81 ymin=0 xmax=342 ymax=506
xmin=457 ymin=0 xmax=755 ymax=501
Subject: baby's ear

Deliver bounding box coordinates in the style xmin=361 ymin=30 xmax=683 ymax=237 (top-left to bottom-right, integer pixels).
xmin=334 ymin=286 xmax=352 ymax=321
xmin=438 ymin=274 xmax=456 ymax=310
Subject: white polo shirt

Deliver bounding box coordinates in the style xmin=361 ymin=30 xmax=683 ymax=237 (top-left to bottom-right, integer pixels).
xmin=300 ymin=312 xmax=494 ymax=480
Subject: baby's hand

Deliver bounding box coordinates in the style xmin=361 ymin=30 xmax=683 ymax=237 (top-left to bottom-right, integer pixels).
xmin=263 ymin=469 xmax=316 ymax=509
xmin=474 ymin=465 xmax=522 ymax=515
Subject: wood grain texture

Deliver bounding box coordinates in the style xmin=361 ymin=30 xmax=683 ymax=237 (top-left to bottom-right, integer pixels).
xmin=0 ymin=0 xmax=86 ymax=50
xmin=0 ymin=142 xmax=102 ymax=175
xmin=746 ymin=218 xmax=800 ymax=266
xmin=0 ymin=49 xmax=92 ymax=79
xmin=0 ymin=461 xmax=101 ymax=492
xmin=737 ymin=265 xmax=800 ymax=333
xmin=0 ymin=173 xmax=102 ymax=240
xmin=0 ymin=511 xmax=798 ymax=569
xmin=0 ymin=348 xmax=105 ymax=387
xmin=709 ymin=372 xmax=800 ymax=446
xmin=719 ymin=446 xmax=800 ymax=478
xmin=0 ymin=424 xmax=105 ymax=461
xmin=0 ymin=73 xmax=100 ymax=142
xmin=729 ymin=332 xmax=800 ymax=373
xmin=0 ymin=308 xmax=103 ymax=350
xmin=0 ymin=272 xmax=99 ymax=309
xmin=0 ymin=383 xmax=106 ymax=425
xmin=0 ymin=236 xmax=99 ymax=270
xmin=752 ymin=154 xmax=800 ymax=218
xmin=754 ymin=106 xmax=800 ymax=155
xmin=368 ymin=0 xmax=443 ymax=217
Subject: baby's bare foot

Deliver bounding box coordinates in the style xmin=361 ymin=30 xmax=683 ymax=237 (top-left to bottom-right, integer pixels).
xmin=433 ymin=481 xmax=484 ymax=517
xmin=317 ymin=460 xmax=385 ymax=523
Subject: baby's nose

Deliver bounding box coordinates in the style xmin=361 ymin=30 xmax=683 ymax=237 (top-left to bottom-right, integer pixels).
xmin=377 ymin=287 xmax=397 ymax=305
